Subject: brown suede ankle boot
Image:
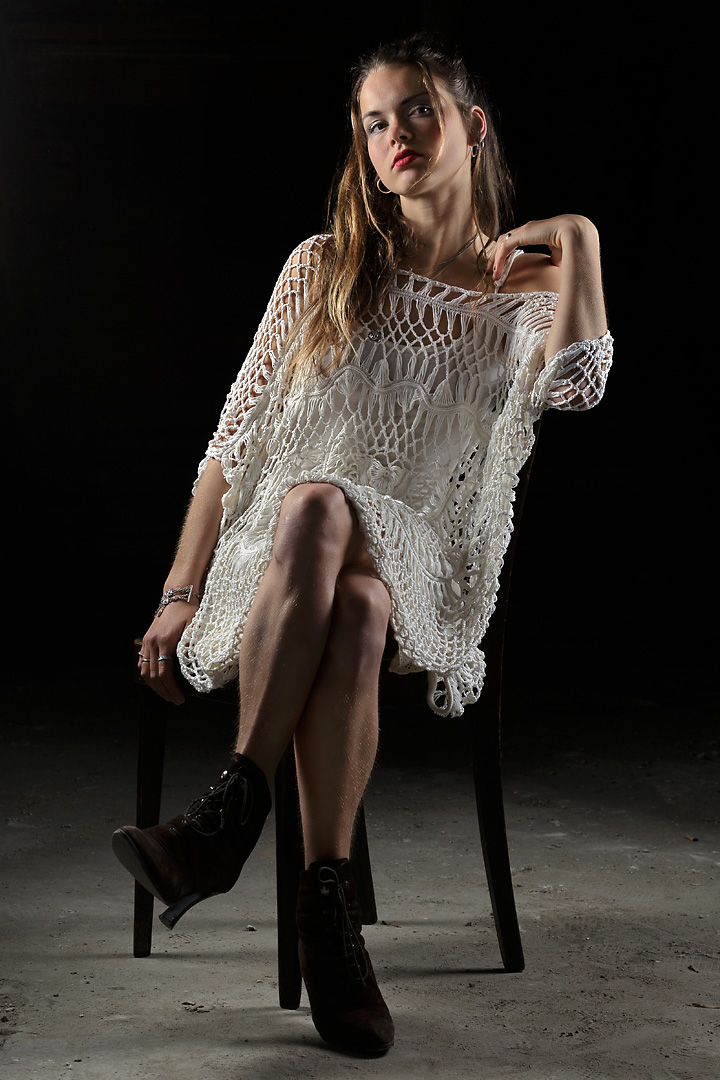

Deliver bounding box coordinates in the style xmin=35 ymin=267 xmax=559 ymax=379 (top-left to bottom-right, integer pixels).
xmin=296 ymin=859 xmax=394 ymax=1054
xmin=112 ymin=753 xmax=271 ymax=928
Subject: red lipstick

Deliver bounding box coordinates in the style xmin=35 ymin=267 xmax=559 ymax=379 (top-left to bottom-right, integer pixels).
xmin=393 ymin=150 xmax=420 ymax=168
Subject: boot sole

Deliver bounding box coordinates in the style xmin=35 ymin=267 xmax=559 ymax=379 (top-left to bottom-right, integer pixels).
xmin=112 ymin=828 xmax=172 ymax=905
xmin=315 ymin=1022 xmax=395 ymax=1055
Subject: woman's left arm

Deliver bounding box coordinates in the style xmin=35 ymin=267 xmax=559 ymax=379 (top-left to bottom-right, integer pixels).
xmin=492 ymin=214 xmax=608 ymax=358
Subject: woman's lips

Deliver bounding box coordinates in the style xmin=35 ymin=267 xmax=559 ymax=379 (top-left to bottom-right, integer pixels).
xmin=392 ymin=152 xmax=421 ymax=168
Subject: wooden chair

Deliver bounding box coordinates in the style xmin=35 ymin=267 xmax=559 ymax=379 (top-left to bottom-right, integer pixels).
xmin=127 ymin=424 xmax=541 ymax=1006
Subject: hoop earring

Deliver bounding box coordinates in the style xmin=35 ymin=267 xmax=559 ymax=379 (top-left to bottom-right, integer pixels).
xmin=376 ymin=177 xmax=392 ymax=194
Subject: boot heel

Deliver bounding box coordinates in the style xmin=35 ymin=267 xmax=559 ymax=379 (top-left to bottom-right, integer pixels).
xmin=159 ymin=891 xmax=211 ymax=930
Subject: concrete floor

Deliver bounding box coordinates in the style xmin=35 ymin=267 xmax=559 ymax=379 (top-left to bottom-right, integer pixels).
xmin=1 ymin=679 xmax=718 ymax=1079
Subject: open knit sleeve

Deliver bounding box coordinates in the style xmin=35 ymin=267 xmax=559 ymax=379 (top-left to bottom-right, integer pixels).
xmin=193 ymin=235 xmax=325 ymax=490
xmin=542 ymin=330 xmax=614 ymax=411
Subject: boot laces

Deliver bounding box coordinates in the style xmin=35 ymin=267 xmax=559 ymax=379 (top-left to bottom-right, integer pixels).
xmin=318 ymin=865 xmax=369 ymax=984
xmin=182 ymin=768 xmax=252 ymax=836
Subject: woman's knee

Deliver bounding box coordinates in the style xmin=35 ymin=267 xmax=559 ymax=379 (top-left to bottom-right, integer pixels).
xmin=273 ymin=483 xmax=353 ymax=567
xmin=329 ymin=571 xmax=391 ymax=670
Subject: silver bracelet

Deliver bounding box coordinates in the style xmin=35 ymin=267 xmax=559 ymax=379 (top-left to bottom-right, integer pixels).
xmin=155 ymin=585 xmax=201 ymax=619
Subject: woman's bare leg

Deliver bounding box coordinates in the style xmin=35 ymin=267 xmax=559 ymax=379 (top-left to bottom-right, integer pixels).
xmin=293 ymin=569 xmax=391 ymax=866
xmin=233 ymin=483 xmax=382 ymax=785
xmin=293 ymin=570 xmax=395 ymax=1056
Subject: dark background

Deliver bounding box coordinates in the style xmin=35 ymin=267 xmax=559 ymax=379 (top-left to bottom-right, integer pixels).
xmin=1 ymin=4 xmax=709 ymax=727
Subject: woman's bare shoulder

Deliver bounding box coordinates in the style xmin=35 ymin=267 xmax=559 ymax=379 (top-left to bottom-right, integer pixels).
xmin=502 ymin=251 xmax=561 ymax=294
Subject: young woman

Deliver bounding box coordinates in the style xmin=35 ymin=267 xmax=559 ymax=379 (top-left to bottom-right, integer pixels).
xmin=113 ymin=34 xmax=612 ymax=1055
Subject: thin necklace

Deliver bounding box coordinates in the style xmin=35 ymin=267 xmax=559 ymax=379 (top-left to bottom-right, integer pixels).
xmin=408 ymin=233 xmax=479 ymax=277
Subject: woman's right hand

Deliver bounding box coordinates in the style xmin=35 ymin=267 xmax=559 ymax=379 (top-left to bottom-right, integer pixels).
xmin=137 ymin=598 xmax=200 ymax=705
xmin=137 ymin=458 xmax=227 ymax=704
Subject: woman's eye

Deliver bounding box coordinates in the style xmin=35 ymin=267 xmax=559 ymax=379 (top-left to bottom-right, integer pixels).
xmin=366 ymin=103 xmax=432 ymax=136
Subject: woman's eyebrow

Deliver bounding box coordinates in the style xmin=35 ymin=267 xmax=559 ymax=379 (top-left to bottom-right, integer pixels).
xmin=361 ymin=91 xmax=429 ymax=122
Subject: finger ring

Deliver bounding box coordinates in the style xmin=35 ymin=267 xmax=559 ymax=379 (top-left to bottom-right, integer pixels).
xmin=506 ymin=232 xmax=512 ymax=239
xmin=140 ymin=658 xmax=151 ymax=663
xmin=158 ymin=655 xmax=173 ymax=661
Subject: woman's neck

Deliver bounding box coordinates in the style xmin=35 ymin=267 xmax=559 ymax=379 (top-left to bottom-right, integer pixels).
xmin=398 ymin=188 xmax=486 ymax=276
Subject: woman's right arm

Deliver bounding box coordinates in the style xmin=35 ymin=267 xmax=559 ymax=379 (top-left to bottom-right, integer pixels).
xmin=139 ymin=236 xmax=326 ymax=703
xmin=138 ymin=457 xmax=229 ymax=704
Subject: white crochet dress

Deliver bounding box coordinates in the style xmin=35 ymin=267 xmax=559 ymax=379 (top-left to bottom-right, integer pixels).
xmin=177 ymin=235 xmax=613 ymax=716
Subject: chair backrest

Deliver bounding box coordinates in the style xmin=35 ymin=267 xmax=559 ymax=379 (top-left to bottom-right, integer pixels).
xmin=482 ymin=413 xmax=543 ymax=686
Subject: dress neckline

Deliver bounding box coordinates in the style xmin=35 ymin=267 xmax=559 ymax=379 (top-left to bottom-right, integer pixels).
xmin=394 ymin=248 xmax=557 ymax=301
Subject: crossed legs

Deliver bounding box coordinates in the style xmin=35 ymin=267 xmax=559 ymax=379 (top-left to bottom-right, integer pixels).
xmin=114 ymin=480 xmax=395 ymax=1050
xmin=234 ymin=482 xmax=391 ymax=865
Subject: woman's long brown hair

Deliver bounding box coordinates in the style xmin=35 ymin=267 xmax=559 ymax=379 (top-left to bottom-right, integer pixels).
xmin=283 ymin=33 xmax=515 ymax=385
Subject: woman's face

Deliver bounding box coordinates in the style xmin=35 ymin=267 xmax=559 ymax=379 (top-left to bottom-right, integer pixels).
xmin=358 ymin=63 xmax=484 ymax=200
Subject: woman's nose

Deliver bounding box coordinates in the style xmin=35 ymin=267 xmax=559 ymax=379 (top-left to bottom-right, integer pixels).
xmin=388 ymin=117 xmax=411 ymax=144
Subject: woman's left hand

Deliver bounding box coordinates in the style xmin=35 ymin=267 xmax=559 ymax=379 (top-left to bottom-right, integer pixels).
xmin=491 ymin=214 xmax=599 ymax=283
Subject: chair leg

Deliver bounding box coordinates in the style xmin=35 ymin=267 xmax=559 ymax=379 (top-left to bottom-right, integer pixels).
xmin=132 ymin=686 xmax=167 ymax=958
xmin=275 ymin=743 xmax=304 ymax=1009
xmin=471 ymin=707 xmax=525 ymax=973
xmin=350 ymin=803 xmax=377 ymax=925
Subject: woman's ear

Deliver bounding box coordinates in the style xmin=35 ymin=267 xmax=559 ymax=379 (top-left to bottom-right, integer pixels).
xmin=469 ymin=105 xmax=487 ymax=147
